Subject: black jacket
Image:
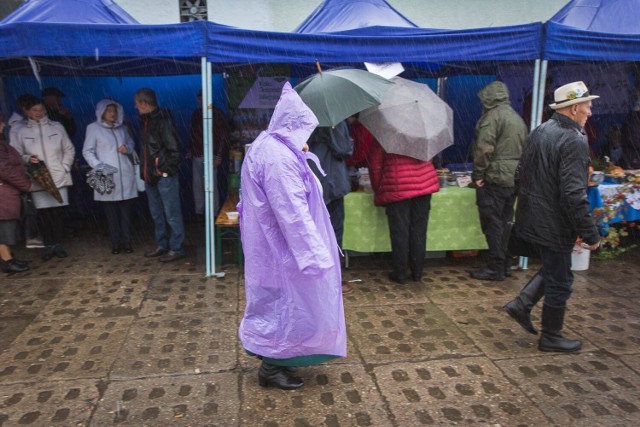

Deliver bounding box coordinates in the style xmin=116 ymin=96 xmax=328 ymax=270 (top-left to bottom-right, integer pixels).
xmin=514 ymin=113 xmax=599 ymax=252
xmin=139 ymin=108 xmax=181 ymax=186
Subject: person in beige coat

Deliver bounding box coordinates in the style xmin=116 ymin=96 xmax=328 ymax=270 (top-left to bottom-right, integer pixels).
xmin=13 ymin=96 xmax=75 ymax=261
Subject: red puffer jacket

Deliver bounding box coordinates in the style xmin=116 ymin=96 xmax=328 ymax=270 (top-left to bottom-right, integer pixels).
xmin=0 ymin=141 xmax=31 ymax=220
xmin=367 ymin=139 xmax=440 ymax=206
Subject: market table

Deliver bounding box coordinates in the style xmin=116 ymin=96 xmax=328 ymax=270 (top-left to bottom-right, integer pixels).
xmin=588 ymin=182 xmax=640 ymax=232
xmin=343 ymin=186 xmax=488 ymax=254
xmin=215 ymin=193 xmax=243 ymax=266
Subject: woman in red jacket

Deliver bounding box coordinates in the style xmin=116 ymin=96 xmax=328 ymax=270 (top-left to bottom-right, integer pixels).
xmin=0 ymin=121 xmax=33 ymax=273
xmin=367 ymin=139 xmax=440 ymax=284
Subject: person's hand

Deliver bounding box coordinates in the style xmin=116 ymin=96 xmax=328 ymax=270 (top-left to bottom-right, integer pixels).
xmin=475 ymin=179 xmax=484 ymax=188
xmin=29 ymin=155 xmax=39 ymax=164
xmin=118 ymin=145 xmax=128 ymax=154
xmin=576 ymin=237 xmax=600 ymax=251
xmin=302 ymin=144 xmax=309 ymax=152
xmin=214 ymin=155 xmax=222 ymax=166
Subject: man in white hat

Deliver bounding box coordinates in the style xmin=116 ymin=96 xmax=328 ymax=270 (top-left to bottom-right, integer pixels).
xmin=503 ymin=81 xmax=600 ymax=353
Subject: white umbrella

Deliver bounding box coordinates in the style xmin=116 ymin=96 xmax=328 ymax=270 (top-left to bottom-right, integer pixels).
xmin=359 ymin=76 xmax=454 ymax=161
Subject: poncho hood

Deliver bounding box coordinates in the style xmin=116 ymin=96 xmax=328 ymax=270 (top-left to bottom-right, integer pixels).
xmin=266 ymin=82 xmax=319 ymax=151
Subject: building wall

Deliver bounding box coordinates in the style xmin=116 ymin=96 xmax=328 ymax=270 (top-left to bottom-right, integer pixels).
xmin=116 ymin=0 xmax=569 ymax=29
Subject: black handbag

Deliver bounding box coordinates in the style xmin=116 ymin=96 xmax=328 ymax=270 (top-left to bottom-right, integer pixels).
xmin=504 ymin=221 xmax=541 ymax=258
xmin=20 ymin=193 xmax=37 ymax=219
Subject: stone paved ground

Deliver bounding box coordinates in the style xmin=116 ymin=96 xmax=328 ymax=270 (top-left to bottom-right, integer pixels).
xmin=1 ymin=220 xmax=639 ymax=427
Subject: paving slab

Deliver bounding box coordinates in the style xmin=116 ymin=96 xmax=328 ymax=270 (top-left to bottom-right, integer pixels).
xmin=567 ymin=296 xmax=640 ymax=355
xmin=0 ymin=278 xmax=63 ymax=317
xmin=0 ymin=379 xmax=98 ymax=426
xmin=437 ymin=301 xmax=599 ymax=359
xmin=345 ymin=303 xmax=480 ymax=363
xmin=374 ymin=357 xmax=549 ymax=426
xmin=111 ymin=312 xmax=238 ymax=379
xmin=0 ymin=316 xmax=133 ymax=384
xmin=139 ymin=274 xmax=239 ymax=317
xmin=33 ymin=276 xmax=149 ymax=320
xmin=241 ymin=364 xmax=392 ymax=426
xmin=93 ymin=373 xmax=239 ymax=426
xmin=495 ymin=351 xmax=640 ymax=427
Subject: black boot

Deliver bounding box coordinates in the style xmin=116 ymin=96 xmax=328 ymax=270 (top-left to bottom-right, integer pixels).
xmin=504 ymin=257 xmax=513 ymax=277
xmin=503 ymin=273 xmax=545 ymax=334
xmin=470 ymin=266 xmax=505 ymax=281
xmin=538 ymin=304 xmax=582 ymax=353
xmin=1 ymin=259 xmax=29 ymax=273
xmin=258 ymin=361 xmax=304 ymax=390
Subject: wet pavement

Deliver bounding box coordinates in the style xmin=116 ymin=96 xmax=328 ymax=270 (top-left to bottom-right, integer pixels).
xmin=1 ymin=221 xmax=639 ymax=426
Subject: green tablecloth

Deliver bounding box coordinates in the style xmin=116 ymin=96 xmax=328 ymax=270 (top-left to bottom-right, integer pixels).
xmin=343 ymin=187 xmax=488 ymax=252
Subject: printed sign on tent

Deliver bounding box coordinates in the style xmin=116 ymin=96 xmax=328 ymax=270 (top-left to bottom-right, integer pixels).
xmin=364 ymin=62 xmax=404 ymax=80
xmin=239 ymin=76 xmax=289 ymax=109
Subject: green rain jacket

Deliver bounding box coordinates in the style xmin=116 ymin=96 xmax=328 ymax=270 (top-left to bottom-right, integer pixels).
xmin=471 ymin=81 xmax=528 ymax=187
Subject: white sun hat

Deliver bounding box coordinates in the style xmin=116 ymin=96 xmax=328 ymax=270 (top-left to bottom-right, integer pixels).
xmin=549 ymin=81 xmax=599 ymax=110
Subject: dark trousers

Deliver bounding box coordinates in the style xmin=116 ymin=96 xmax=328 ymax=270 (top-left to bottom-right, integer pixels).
xmin=326 ymin=197 xmax=345 ymax=248
xmin=37 ymin=206 xmax=65 ymax=246
xmin=476 ymin=183 xmax=516 ymax=271
xmin=539 ymin=247 xmax=573 ymax=307
xmin=103 ymin=199 xmax=133 ymax=249
xmin=385 ymin=194 xmax=432 ymax=279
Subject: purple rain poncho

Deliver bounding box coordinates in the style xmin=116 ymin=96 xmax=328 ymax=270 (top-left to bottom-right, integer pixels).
xmin=237 ymin=82 xmax=346 ymax=364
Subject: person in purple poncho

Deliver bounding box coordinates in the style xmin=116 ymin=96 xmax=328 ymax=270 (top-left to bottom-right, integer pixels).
xmin=237 ymin=82 xmax=347 ymax=390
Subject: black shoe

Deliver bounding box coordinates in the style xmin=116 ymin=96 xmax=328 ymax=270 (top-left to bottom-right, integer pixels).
xmin=470 ymin=267 xmax=505 ymax=281
xmin=1 ymin=259 xmax=29 ymax=273
xmin=10 ymin=258 xmax=28 ymax=269
xmin=158 ymin=251 xmax=185 ymax=263
xmin=144 ymin=247 xmax=169 ymax=258
xmin=538 ymin=304 xmax=582 ymax=353
xmin=388 ymin=272 xmax=406 ymax=285
xmin=41 ymin=246 xmax=55 ymax=261
xmin=123 ymin=245 xmax=133 ymax=254
xmin=112 ymin=246 xmax=121 ymax=255
xmin=503 ymin=273 xmax=545 ymax=334
xmin=504 ymin=258 xmax=513 ymax=277
xmin=53 ymin=244 xmax=68 ymax=258
xmin=258 ymin=362 xmax=304 ymax=390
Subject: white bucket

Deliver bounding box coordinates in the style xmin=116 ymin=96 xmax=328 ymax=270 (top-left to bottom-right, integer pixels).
xmin=571 ymin=244 xmax=590 ymax=271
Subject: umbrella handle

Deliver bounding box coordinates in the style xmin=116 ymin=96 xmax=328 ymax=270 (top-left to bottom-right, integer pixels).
xmin=315 ymin=60 xmax=322 ymax=73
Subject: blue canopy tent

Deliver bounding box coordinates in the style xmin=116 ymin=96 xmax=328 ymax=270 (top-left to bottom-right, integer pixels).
xmin=288 ymin=0 xmax=543 ymax=164
xmin=0 ymin=0 xmax=222 ymax=274
xmin=295 ymin=0 xmax=417 ymax=33
xmin=533 ymin=0 xmax=640 ymax=131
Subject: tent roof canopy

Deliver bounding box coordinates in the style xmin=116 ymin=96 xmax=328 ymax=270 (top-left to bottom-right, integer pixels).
xmin=544 ymin=0 xmax=640 ymax=61
xmin=1 ymin=0 xmax=138 ymax=24
xmin=294 ymin=0 xmax=416 ymax=33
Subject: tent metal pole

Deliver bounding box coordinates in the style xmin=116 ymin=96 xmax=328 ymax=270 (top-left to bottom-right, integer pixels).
xmin=202 ymin=57 xmax=223 ymax=277
xmin=530 ymin=59 xmax=541 ymax=131
xmin=535 ymin=60 xmax=548 ymax=128
xmin=519 ymin=58 xmax=542 ymax=271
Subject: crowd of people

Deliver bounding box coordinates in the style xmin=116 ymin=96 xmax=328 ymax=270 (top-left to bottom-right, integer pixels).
xmin=0 ymin=77 xmax=633 ymax=389
xmin=0 ymin=86 xmax=230 ymax=272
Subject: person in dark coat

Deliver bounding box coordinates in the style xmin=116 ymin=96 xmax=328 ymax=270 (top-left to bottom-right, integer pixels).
xmin=134 ymin=88 xmax=185 ymax=263
xmin=307 ymin=120 xmax=353 ymax=248
xmin=367 ymin=139 xmax=440 ymax=284
xmin=470 ymin=81 xmax=528 ymax=281
xmin=503 ymin=81 xmax=600 ymax=353
xmin=42 ymin=88 xmax=76 ymax=139
xmin=0 ymin=121 xmax=32 ymax=273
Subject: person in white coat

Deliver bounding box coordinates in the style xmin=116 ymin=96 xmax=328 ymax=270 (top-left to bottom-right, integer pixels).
xmin=83 ymin=99 xmax=138 ymax=254
xmin=13 ymin=96 xmax=75 ymax=261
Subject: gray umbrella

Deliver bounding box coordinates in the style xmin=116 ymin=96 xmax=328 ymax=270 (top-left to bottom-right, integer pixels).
xmin=358 ymin=76 xmax=454 ymax=161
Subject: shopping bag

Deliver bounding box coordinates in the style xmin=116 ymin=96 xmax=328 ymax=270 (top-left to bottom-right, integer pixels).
xmin=127 ymin=151 xmax=146 ymax=192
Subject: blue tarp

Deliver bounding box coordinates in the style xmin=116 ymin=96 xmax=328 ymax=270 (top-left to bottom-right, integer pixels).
xmin=1 ymin=0 xmax=138 ymax=24
xmin=0 ymin=0 xmax=205 ymax=75
xmin=207 ymin=22 xmax=543 ymax=65
xmin=295 ymin=0 xmax=416 ymax=33
xmin=544 ymin=0 xmax=640 ymax=61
